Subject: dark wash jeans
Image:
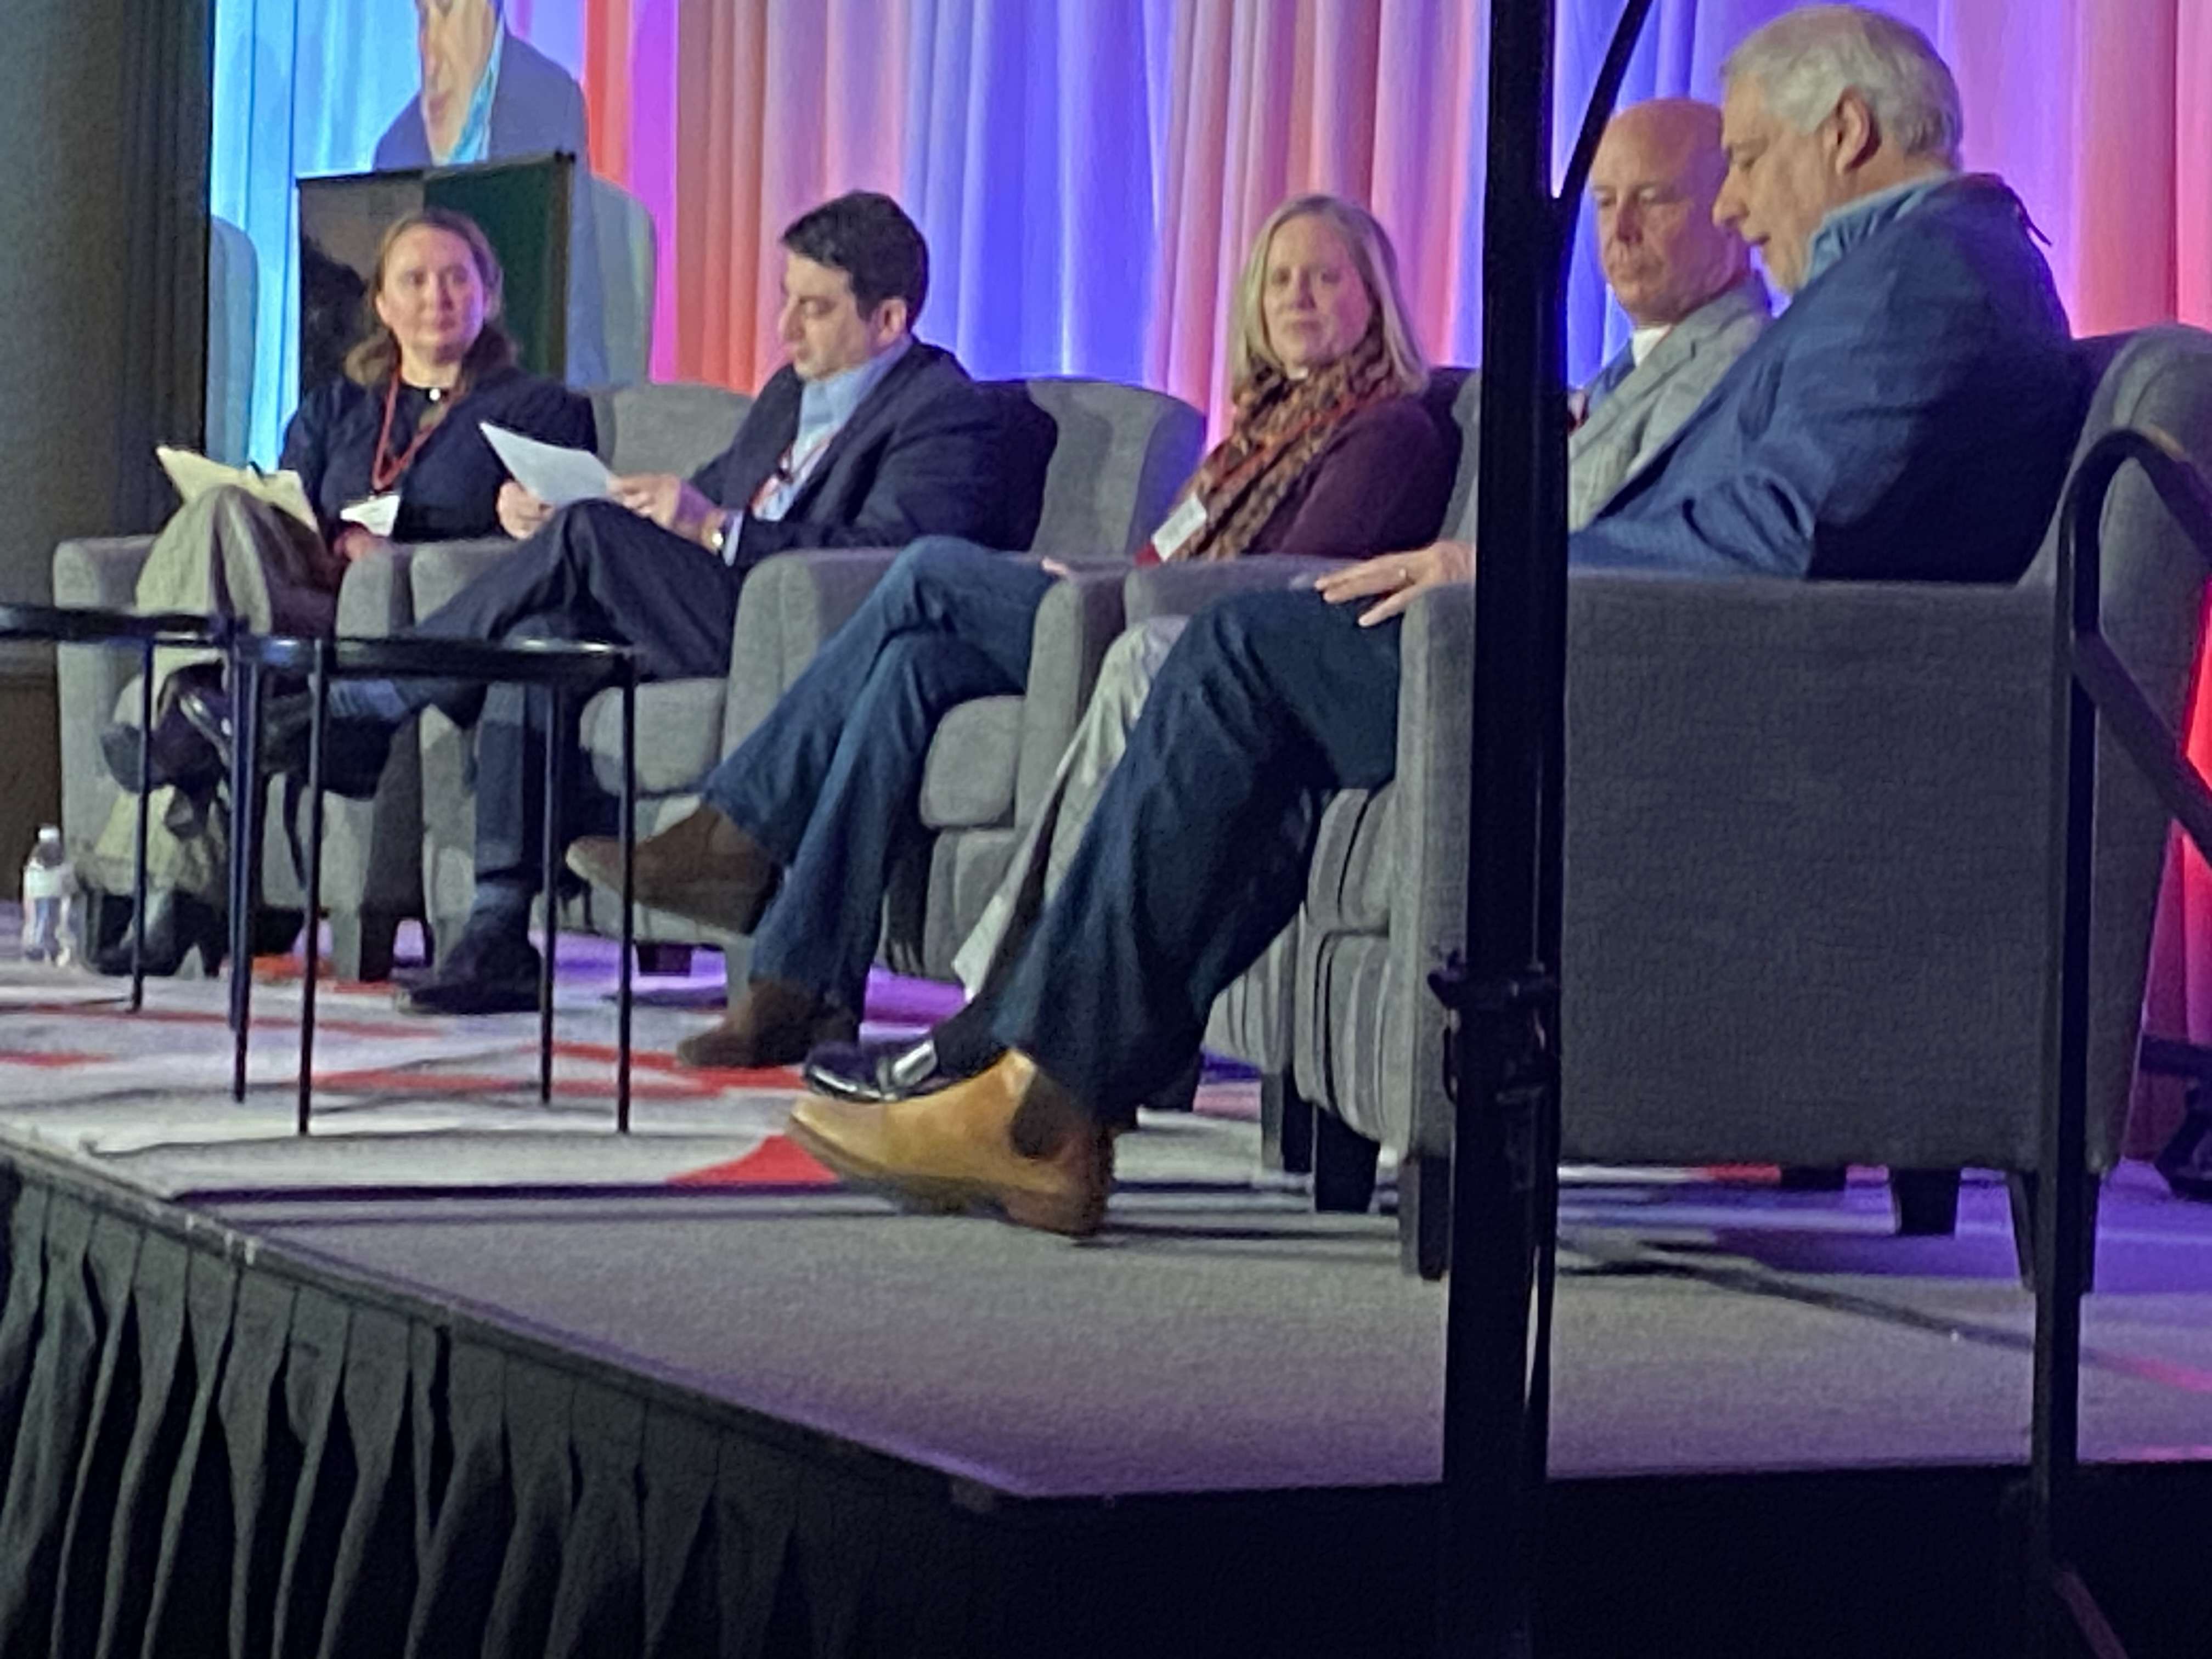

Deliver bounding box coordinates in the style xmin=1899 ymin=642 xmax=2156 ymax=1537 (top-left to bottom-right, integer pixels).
xmin=702 ymin=537 xmax=1053 ymax=1011
xmin=990 ymin=586 xmax=1402 ymax=1114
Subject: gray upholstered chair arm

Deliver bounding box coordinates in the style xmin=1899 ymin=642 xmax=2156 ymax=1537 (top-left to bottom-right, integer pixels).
xmin=335 ymin=541 xmax=416 ymax=636
xmin=1382 ymin=581 xmax=1476 ymax=1158
xmin=1121 ymin=555 xmax=1353 ymax=625
xmin=720 ymin=546 xmax=917 ymax=749
xmin=1545 ymin=573 xmax=2086 ymax=1170
xmin=1013 ymin=567 xmax=1130 ymax=817
xmin=1390 ymin=572 xmax=2091 ymax=1169
xmin=53 ymin=536 xmax=155 ymax=609
xmin=405 ymin=537 xmax=518 ymax=619
xmin=52 ymin=537 xmax=157 ymax=863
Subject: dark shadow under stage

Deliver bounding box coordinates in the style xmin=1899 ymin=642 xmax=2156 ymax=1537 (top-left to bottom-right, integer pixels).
xmin=4 ymin=1127 xmax=2210 ymax=1659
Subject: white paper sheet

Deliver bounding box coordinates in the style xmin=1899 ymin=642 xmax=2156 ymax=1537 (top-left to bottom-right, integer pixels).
xmin=481 ymin=423 xmax=616 ymax=507
xmin=337 ymin=492 xmax=401 ymax=536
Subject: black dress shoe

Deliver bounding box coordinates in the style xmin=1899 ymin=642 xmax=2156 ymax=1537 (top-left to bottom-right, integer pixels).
xmin=395 ymin=924 xmax=543 ymax=1016
xmin=93 ymin=889 xmax=225 ymax=977
xmin=802 ymin=1035 xmax=964 ymax=1103
xmin=179 ymin=684 xmax=393 ymax=799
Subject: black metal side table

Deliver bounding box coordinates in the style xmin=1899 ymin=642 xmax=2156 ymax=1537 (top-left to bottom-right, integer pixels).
xmin=220 ymin=631 xmax=640 ymax=1133
xmin=0 ymin=602 xmax=222 ymax=1009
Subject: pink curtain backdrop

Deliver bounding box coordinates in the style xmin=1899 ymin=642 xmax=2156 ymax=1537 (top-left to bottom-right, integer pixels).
xmin=562 ymin=0 xmax=2212 ymax=1148
xmin=586 ymin=0 xmax=1496 ymax=419
xmin=577 ymin=1 xmax=2212 ymax=413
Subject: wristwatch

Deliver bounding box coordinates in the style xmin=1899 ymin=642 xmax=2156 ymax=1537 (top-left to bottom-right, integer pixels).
xmin=704 ymin=510 xmax=733 ymax=557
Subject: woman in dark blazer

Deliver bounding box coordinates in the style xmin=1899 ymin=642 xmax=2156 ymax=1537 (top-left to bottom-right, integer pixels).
xmin=95 ymin=207 xmax=592 ymax=974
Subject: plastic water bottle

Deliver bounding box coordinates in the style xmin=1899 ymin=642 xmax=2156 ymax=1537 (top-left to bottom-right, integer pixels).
xmin=20 ymin=827 xmax=77 ymax=968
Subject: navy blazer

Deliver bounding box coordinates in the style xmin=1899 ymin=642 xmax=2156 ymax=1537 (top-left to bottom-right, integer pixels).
xmin=689 ymin=342 xmax=1030 ymax=571
xmin=280 ymin=365 xmax=596 ymax=544
xmin=373 ymin=32 xmax=591 ymax=171
xmin=1575 ymin=176 xmax=2085 ymax=583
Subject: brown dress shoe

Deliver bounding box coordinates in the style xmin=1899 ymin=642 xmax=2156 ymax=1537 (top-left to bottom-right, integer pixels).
xmin=674 ymin=976 xmax=859 ymax=1069
xmin=566 ymin=805 xmax=780 ymax=936
xmin=785 ymin=1052 xmax=1113 ymax=1237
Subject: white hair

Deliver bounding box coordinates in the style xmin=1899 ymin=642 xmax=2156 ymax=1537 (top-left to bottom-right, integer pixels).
xmin=1722 ymin=5 xmax=1963 ymax=165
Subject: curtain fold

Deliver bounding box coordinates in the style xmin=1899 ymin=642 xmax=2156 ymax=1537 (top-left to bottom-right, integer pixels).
xmin=114 ymin=0 xmax=215 ymax=530
xmin=213 ymin=0 xmax=2212 ymax=435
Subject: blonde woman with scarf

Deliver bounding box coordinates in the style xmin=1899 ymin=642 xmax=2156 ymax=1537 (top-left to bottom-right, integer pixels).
xmin=568 ymin=194 xmax=1451 ymax=1071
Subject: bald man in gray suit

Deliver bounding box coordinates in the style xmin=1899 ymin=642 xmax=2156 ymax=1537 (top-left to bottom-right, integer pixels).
xmin=1569 ymin=99 xmax=1771 ymax=529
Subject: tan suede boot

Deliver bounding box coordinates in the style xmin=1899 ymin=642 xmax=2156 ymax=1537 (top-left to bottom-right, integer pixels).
xmin=567 ymin=805 xmax=780 ymax=936
xmin=673 ymin=975 xmax=858 ymax=1069
xmin=786 ymin=1052 xmax=1114 ymax=1237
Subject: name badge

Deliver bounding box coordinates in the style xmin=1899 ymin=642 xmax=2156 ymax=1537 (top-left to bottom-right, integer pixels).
xmin=1149 ymin=494 xmax=1208 ymax=561
xmin=338 ymin=493 xmax=402 ymax=538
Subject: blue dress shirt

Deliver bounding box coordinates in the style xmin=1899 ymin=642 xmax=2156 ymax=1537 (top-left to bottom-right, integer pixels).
xmin=749 ymin=335 xmax=914 ymax=524
xmin=441 ymin=23 xmax=507 ymax=166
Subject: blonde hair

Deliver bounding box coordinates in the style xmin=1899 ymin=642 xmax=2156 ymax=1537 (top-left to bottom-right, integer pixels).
xmin=1226 ymin=195 xmax=1427 ymax=399
xmin=343 ymin=207 xmax=516 ymax=388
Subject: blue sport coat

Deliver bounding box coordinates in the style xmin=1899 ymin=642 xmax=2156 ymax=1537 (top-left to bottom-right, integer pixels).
xmin=1573 ymin=176 xmax=2085 ymax=583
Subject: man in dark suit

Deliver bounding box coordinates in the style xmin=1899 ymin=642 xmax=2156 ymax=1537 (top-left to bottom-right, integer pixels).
xmin=223 ymin=191 xmax=1025 ymax=1014
xmin=780 ymin=6 xmax=2091 ymax=1237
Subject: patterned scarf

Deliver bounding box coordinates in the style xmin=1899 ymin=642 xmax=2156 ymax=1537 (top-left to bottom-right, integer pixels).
xmin=1166 ymin=326 xmax=1401 ymax=562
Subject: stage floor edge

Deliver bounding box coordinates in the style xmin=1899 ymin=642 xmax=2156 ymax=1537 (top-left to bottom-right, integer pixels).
xmin=3 ymin=1136 xmax=2210 ymax=1659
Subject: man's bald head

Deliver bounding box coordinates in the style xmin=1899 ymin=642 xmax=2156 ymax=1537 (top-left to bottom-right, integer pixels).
xmin=1590 ymin=98 xmax=1750 ymax=328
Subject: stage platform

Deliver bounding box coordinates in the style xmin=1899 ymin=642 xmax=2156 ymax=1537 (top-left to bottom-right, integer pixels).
xmin=2 ymin=939 xmax=2210 ymax=1655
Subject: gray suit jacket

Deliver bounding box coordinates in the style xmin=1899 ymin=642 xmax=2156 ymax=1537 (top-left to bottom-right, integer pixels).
xmin=1567 ymin=274 xmax=1772 ymax=529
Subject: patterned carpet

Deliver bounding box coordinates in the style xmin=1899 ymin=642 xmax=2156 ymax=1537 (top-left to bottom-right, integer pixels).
xmin=0 ymin=912 xmax=1267 ymax=1200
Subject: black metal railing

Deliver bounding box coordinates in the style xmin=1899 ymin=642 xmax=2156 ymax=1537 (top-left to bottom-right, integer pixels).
xmin=2040 ymin=421 xmax=2212 ymax=1659
xmin=1438 ymin=0 xmax=1655 ymax=1653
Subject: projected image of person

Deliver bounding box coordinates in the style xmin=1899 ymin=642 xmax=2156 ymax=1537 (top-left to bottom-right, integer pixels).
xmin=560 ymin=195 xmax=1455 ymax=1071
xmin=91 ymin=209 xmax=592 ymax=977
xmin=371 ymin=3 xmax=614 ymax=392
xmin=374 ymin=0 xmax=589 ymax=170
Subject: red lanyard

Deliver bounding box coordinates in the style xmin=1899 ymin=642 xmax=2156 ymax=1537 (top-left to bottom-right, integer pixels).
xmin=748 ymin=426 xmax=839 ymax=514
xmin=371 ymin=374 xmax=460 ymax=493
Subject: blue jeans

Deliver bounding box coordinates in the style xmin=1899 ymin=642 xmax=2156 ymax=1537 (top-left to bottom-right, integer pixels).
xmin=990 ymin=588 xmax=1402 ymax=1112
xmin=702 ymin=537 xmax=1055 ymax=1011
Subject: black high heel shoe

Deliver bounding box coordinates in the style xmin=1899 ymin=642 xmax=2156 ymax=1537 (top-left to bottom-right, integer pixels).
xmin=92 ymin=894 xmax=304 ymax=979
xmin=93 ymin=890 xmax=227 ymax=977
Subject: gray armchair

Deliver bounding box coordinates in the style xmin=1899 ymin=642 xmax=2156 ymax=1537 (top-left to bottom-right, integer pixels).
xmin=1294 ymin=326 xmax=2212 ymax=1276
xmin=556 ymin=376 xmax=1205 ymax=978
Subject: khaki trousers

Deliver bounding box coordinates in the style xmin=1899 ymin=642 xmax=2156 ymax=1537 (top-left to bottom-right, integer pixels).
xmin=952 ymin=614 xmax=1188 ymax=995
xmin=89 ymin=487 xmax=339 ymax=900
